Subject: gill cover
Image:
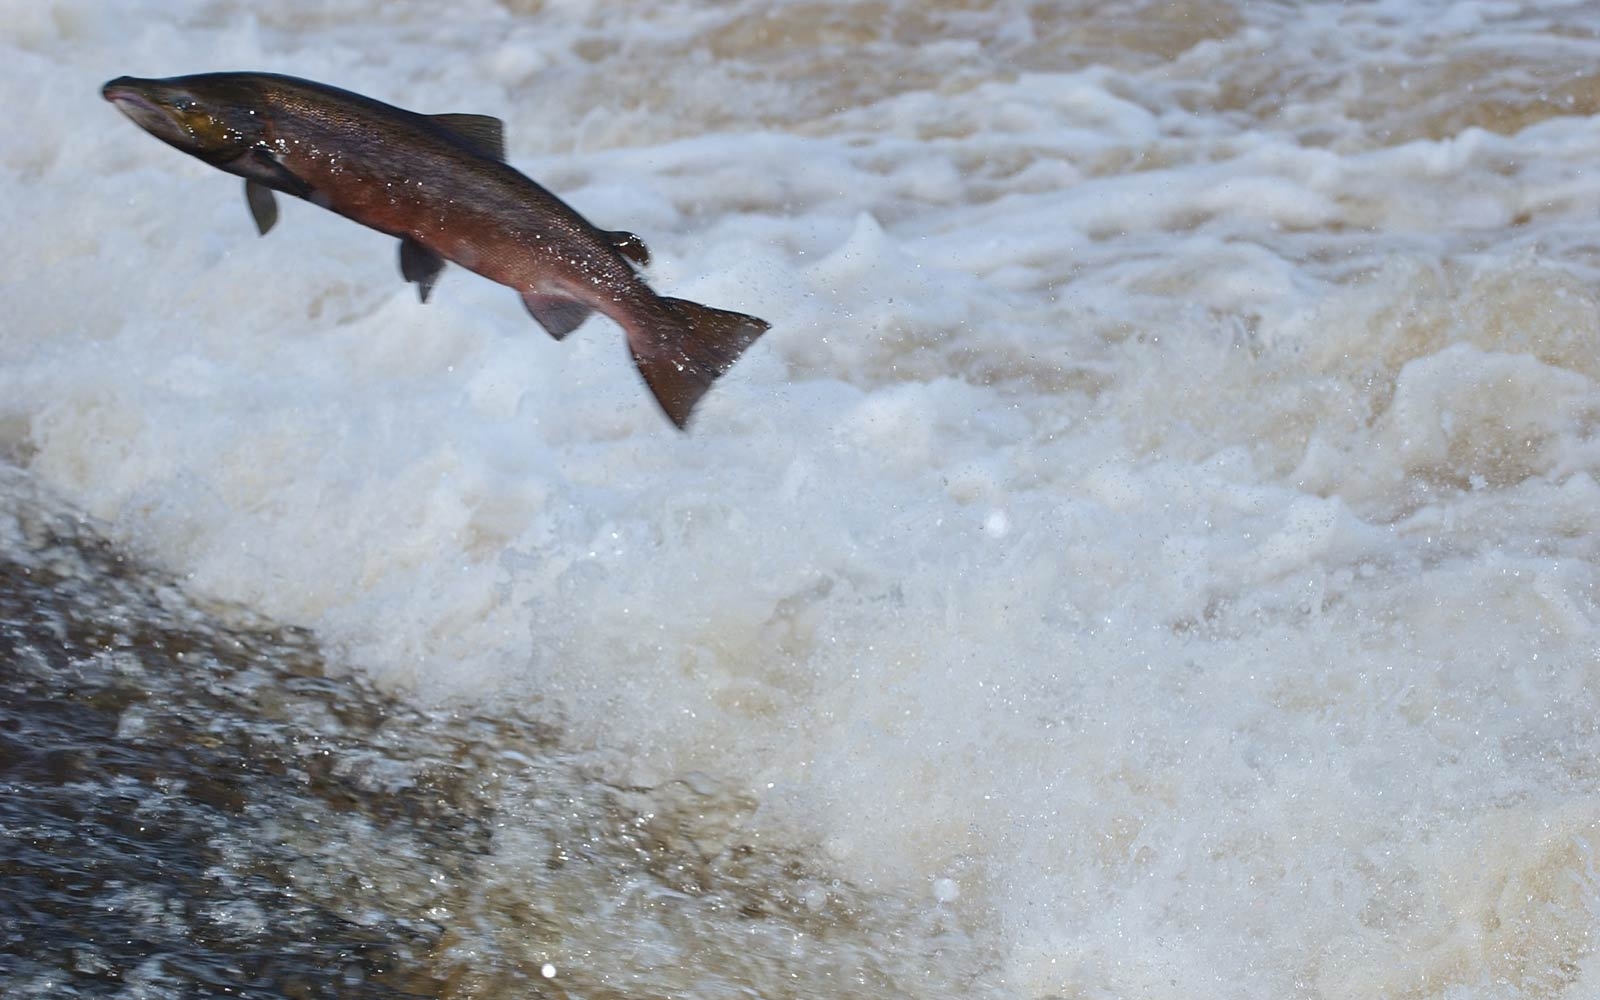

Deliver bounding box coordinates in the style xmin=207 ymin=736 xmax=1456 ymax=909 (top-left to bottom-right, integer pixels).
xmin=103 ymin=74 xmax=267 ymax=166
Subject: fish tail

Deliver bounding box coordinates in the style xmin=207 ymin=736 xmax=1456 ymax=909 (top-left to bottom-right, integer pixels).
xmin=630 ymin=297 xmax=769 ymax=429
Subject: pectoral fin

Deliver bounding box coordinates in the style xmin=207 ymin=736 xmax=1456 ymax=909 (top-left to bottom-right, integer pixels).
xmin=231 ymin=150 xmax=312 ymax=232
xmin=521 ymin=293 xmax=592 ymax=340
xmin=245 ymin=180 xmax=278 ymax=236
xmin=400 ymin=238 xmax=446 ymax=303
xmin=231 ymin=148 xmax=313 ymax=199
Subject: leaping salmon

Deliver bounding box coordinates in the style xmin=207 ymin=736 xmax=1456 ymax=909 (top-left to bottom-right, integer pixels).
xmin=102 ymin=72 xmax=769 ymax=429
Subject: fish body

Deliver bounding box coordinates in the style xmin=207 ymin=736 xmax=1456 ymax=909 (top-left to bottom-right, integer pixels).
xmin=102 ymin=72 xmax=768 ymax=428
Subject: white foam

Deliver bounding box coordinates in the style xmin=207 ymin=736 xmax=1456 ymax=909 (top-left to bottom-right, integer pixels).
xmin=8 ymin=0 xmax=1600 ymax=995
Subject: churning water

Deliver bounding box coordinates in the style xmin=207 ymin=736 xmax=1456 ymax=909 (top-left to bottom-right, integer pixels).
xmin=6 ymin=1 xmax=1600 ymax=996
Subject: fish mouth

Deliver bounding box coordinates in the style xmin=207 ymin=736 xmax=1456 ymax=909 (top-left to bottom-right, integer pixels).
xmin=103 ymin=77 xmax=189 ymax=145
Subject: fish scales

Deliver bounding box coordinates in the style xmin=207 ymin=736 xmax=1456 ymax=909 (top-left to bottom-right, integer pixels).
xmin=103 ymin=72 xmax=768 ymax=428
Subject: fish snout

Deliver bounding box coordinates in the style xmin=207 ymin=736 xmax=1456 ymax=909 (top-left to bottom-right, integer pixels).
xmin=103 ymin=77 xmax=192 ymax=145
xmin=102 ymin=76 xmax=166 ymax=112
xmin=101 ymin=76 xmax=142 ymax=102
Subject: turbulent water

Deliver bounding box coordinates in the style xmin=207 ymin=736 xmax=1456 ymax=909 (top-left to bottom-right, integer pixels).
xmin=6 ymin=0 xmax=1600 ymax=997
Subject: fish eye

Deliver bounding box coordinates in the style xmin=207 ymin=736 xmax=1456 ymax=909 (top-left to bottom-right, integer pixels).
xmin=172 ymin=96 xmax=197 ymax=113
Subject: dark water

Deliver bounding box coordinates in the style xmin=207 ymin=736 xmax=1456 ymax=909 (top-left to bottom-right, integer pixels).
xmin=0 ymin=473 xmax=518 ymax=997
xmin=0 ymin=469 xmax=989 ymax=999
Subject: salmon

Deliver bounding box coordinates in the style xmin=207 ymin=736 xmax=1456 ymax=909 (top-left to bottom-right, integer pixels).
xmin=103 ymin=72 xmax=769 ymax=428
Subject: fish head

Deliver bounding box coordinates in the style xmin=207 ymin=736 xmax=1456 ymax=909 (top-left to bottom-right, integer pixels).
xmin=103 ymin=75 xmax=268 ymax=166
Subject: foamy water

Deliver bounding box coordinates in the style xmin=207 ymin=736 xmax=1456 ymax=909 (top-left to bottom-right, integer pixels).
xmin=7 ymin=0 xmax=1600 ymax=996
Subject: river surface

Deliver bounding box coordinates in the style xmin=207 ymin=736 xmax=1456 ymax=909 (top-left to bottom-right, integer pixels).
xmin=6 ymin=1 xmax=1600 ymax=997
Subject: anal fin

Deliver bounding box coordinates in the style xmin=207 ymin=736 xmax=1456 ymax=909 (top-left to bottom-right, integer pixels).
xmin=400 ymin=238 xmax=446 ymax=303
xmin=521 ymin=293 xmax=593 ymax=340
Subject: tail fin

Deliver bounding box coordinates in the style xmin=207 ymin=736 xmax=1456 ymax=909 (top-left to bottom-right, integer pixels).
xmin=631 ymin=297 xmax=770 ymax=429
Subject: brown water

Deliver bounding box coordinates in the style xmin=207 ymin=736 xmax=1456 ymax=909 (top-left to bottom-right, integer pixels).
xmin=8 ymin=1 xmax=1600 ymax=997
xmin=0 ymin=466 xmax=991 ymax=997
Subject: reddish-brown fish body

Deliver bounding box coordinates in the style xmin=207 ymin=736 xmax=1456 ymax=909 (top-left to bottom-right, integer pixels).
xmin=102 ymin=72 xmax=766 ymax=427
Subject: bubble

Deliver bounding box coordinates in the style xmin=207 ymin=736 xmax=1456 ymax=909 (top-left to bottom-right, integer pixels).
xmin=982 ymin=510 xmax=1010 ymax=538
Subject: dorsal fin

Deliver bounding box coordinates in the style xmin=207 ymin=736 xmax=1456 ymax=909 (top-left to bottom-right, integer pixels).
xmin=429 ymin=113 xmax=506 ymax=161
xmin=607 ymin=230 xmax=651 ymax=267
